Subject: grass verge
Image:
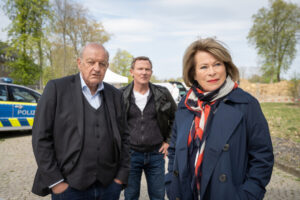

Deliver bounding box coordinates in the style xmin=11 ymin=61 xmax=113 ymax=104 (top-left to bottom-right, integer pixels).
xmin=260 ymin=103 xmax=300 ymax=143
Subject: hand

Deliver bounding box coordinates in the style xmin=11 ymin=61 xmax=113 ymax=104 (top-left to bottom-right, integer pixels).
xmin=114 ymin=179 xmax=123 ymax=185
xmin=52 ymin=182 xmax=69 ymax=194
xmin=159 ymin=142 xmax=169 ymax=158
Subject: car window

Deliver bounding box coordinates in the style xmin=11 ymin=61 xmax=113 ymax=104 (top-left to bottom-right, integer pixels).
xmin=0 ymin=85 xmax=8 ymax=101
xmin=177 ymin=84 xmax=184 ymax=89
xmin=10 ymin=86 xmax=38 ymax=103
xmin=31 ymin=92 xmax=41 ymax=102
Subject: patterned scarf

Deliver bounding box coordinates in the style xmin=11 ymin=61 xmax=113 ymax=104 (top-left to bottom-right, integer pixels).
xmin=184 ymin=76 xmax=238 ymax=198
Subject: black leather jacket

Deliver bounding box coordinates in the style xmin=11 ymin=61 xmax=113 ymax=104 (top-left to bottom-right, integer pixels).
xmin=120 ymin=82 xmax=177 ymax=143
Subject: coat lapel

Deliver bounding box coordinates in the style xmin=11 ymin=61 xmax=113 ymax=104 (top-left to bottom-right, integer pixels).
xmin=103 ymin=84 xmax=121 ymax=148
xmin=200 ymin=102 xmax=243 ymax=197
xmin=72 ymin=74 xmax=84 ymax=138
xmin=176 ymin=109 xmax=194 ymax=181
xmin=149 ymin=83 xmax=164 ymax=112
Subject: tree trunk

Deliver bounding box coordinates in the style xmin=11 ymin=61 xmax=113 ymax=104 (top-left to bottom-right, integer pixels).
xmin=38 ymin=40 xmax=43 ymax=89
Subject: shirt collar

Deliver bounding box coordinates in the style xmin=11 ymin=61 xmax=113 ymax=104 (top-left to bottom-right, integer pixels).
xmin=79 ymin=73 xmax=104 ymax=95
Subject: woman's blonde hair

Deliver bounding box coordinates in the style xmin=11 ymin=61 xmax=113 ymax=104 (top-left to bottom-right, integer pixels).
xmin=182 ymin=38 xmax=239 ymax=87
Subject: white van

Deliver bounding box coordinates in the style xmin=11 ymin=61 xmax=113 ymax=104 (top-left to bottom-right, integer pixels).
xmin=154 ymin=82 xmax=181 ymax=103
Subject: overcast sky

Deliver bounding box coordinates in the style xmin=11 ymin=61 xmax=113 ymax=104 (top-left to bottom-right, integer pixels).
xmin=0 ymin=0 xmax=299 ymax=80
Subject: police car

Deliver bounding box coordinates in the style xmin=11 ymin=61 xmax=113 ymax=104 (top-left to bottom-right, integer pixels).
xmin=0 ymin=79 xmax=41 ymax=131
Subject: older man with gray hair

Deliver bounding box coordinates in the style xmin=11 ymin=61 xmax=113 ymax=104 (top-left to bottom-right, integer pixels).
xmin=32 ymin=43 xmax=130 ymax=200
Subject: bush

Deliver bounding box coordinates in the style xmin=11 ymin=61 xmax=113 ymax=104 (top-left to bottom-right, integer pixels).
xmin=289 ymin=73 xmax=300 ymax=105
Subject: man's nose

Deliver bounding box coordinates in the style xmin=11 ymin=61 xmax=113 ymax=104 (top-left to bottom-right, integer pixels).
xmin=93 ymin=63 xmax=102 ymax=71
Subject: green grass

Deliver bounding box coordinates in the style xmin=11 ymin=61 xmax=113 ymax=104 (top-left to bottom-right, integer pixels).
xmin=260 ymin=103 xmax=300 ymax=143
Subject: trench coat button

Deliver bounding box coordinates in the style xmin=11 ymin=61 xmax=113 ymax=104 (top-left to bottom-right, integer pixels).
xmin=173 ymin=170 xmax=179 ymax=177
xmin=219 ymin=174 xmax=227 ymax=182
xmin=223 ymin=144 xmax=230 ymax=151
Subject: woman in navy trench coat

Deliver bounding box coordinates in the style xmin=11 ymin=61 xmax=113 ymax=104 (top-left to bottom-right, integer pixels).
xmin=165 ymin=38 xmax=274 ymax=200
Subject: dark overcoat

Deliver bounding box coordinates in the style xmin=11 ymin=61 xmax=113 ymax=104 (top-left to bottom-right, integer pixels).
xmin=166 ymin=88 xmax=274 ymax=200
xmin=32 ymin=73 xmax=130 ymax=196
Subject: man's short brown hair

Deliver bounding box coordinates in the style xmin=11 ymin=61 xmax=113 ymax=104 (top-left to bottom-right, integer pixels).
xmin=131 ymin=56 xmax=153 ymax=69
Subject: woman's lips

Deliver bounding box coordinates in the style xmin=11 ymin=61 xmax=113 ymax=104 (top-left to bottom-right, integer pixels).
xmin=208 ymin=79 xmax=218 ymax=83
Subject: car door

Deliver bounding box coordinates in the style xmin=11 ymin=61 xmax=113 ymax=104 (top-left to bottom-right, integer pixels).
xmin=7 ymin=85 xmax=38 ymax=129
xmin=0 ymin=84 xmax=13 ymax=128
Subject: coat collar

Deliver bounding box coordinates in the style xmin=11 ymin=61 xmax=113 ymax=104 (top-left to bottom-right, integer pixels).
xmin=178 ymin=87 xmax=249 ymax=110
xmin=149 ymin=82 xmax=164 ymax=102
xmin=221 ymin=88 xmax=249 ymax=104
xmin=122 ymin=81 xmax=134 ymax=101
xmin=122 ymin=81 xmax=165 ymax=107
xmin=123 ymin=81 xmax=164 ymax=99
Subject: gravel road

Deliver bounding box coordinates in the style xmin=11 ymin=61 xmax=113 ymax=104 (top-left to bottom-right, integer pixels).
xmin=0 ymin=134 xmax=299 ymax=200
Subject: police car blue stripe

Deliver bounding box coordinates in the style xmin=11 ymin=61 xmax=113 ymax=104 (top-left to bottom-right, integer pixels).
xmin=0 ymin=118 xmax=34 ymax=127
xmin=19 ymin=118 xmax=30 ymax=126
xmin=0 ymin=119 xmax=12 ymax=127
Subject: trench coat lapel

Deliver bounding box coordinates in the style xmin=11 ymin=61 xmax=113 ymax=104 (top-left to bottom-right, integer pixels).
xmin=200 ymin=102 xmax=243 ymax=197
xmin=72 ymin=74 xmax=84 ymax=138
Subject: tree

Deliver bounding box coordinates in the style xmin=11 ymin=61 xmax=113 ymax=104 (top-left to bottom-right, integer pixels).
xmin=151 ymin=75 xmax=161 ymax=83
xmin=7 ymin=55 xmax=40 ymax=85
xmin=49 ymin=0 xmax=111 ymax=76
xmin=30 ymin=0 xmax=51 ymax=88
xmin=110 ymin=49 xmax=134 ymax=82
xmin=248 ymin=0 xmax=300 ymax=82
xmin=0 ymin=41 xmax=15 ymax=77
xmin=164 ymin=77 xmax=184 ymax=82
xmin=52 ymin=0 xmax=69 ymax=75
xmin=249 ymin=74 xmax=264 ymax=83
xmin=2 ymin=0 xmax=50 ymax=86
xmin=65 ymin=3 xmax=110 ymax=56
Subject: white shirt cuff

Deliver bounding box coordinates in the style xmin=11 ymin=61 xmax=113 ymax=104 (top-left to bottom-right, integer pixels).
xmin=49 ymin=179 xmax=64 ymax=188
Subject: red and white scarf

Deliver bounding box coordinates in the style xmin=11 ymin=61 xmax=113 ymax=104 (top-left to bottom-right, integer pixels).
xmin=184 ymin=76 xmax=238 ymax=198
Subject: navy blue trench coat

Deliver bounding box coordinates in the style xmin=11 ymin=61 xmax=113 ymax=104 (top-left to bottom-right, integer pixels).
xmin=165 ymin=88 xmax=274 ymax=200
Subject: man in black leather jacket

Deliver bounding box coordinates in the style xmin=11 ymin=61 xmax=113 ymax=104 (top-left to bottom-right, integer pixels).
xmin=121 ymin=56 xmax=177 ymax=200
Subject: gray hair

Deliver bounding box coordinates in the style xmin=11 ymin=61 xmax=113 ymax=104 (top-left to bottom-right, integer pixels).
xmin=79 ymin=42 xmax=109 ymax=61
